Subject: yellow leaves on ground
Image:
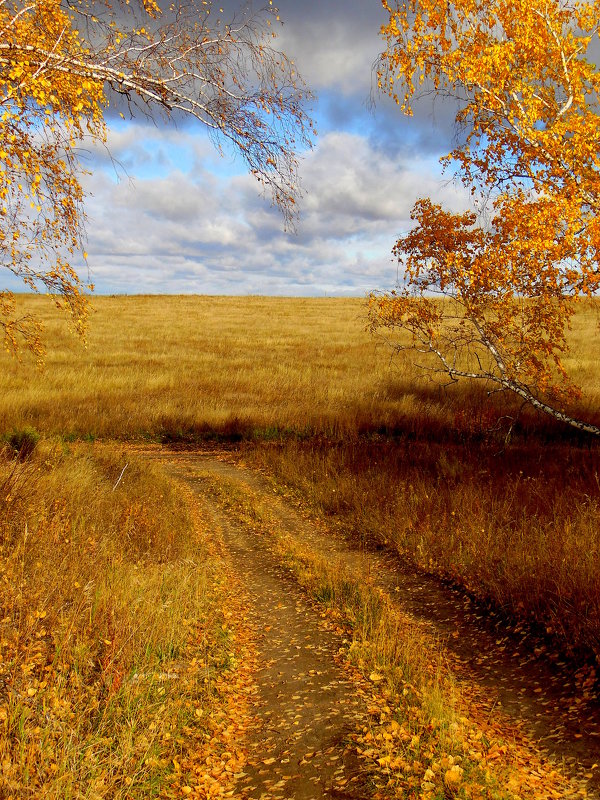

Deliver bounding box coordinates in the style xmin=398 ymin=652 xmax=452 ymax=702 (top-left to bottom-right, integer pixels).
xmin=0 ymin=443 xmax=258 ymax=798
xmin=355 ymin=664 xmax=576 ymax=800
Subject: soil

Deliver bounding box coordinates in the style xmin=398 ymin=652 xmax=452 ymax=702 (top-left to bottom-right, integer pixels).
xmin=144 ymin=445 xmax=600 ymax=799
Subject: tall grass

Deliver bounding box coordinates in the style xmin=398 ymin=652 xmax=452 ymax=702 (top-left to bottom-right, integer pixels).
xmin=1 ymin=293 xmax=599 ymax=661
xmin=2 ymin=294 xmax=599 ymax=440
xmin=0 ymin=439 xmax=243 ymax=798
xmin=245 ymin=436 xmax=600 ymax=660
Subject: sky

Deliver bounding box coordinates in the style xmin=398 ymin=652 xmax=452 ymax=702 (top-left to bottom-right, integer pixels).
xmin=77 ymin=0 xmax=471 ymax=297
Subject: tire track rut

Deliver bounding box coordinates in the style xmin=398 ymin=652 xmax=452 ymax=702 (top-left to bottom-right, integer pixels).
xmin=159 ymin=452 xmax=379 ymax=799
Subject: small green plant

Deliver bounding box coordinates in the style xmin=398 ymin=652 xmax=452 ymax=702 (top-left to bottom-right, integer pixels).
xmin=5 ymin=427 xmax=39 ymax=459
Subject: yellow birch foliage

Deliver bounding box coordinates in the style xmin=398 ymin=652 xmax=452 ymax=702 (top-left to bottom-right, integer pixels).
xmin=0 ymin=0 xmax=105 ymax=359
xmin=0 ymin=0 xmax=313 ymax=358
xmin=372 ymin=0 xmax=600 ymax=433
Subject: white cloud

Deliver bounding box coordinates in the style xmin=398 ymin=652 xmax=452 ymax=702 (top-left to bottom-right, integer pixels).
xmin=0 ymin=1 xmax=474 ymax=300
xmin=79 ymin=123 xmax=471 ymax=296
xmin=60 ymin=3 xmax=475 ymax=298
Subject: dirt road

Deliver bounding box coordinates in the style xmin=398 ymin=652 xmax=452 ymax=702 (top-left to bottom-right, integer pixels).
xmin=146 ymin=446 xmax=600 ymax=799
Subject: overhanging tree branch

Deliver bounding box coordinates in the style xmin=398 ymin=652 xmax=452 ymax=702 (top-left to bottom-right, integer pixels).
xmin=0 ymin=0 xmax=314 ymax=357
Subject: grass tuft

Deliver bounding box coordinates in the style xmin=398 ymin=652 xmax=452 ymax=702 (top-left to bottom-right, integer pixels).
xmin=4 ymin=426 xmax=40 ymax=459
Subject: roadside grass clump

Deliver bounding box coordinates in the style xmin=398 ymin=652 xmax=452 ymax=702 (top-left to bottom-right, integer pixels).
xmin=245 ymin=436 xmax=600 ymax=663
xmin=0 ymin=440 xmax=244 ymax=798
xmin=3 ymin=426 xmax=40 ymax=459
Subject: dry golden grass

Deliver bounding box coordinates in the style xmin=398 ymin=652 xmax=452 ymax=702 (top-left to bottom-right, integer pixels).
xmin=2 ymin=294 xmax=600 ymax=655
xmin=0 ymin=294 xmax=394 ymax=439
xmin=1 ymin=293 xmax=599 ymax=797
xmin=199 ymin=468 xmax=576 ymax=800
xmin=246 ymin=436 xmax=600 ymax=659
xmin=2 ymin=293 xmax=596 ymax=441
xmin=0 ymin=439 xmax=248 ymax=798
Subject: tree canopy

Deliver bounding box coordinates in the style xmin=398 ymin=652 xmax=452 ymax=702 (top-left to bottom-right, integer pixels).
xmin=370 ymin=0 xmax=600 ymax=434
xmin=0 ymin=0 xmax=313 ymax=358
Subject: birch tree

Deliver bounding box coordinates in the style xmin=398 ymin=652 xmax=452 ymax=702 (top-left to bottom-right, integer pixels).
xmin=370 ymin=0 xmax=600 ymax=434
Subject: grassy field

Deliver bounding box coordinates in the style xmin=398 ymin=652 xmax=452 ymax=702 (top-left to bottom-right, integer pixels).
xmin=3 ymin=294 xmax=598 ymax=441
xmin=1 ymin=293 xmax=599 ymax=796
xmin=1 ymin=295 xmax=393 ymax=440
xmin=2 ymin=293 xmax=600 ymax=661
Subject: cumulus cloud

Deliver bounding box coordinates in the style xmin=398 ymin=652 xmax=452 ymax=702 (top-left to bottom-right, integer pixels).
xmin=0 ymin=1 xmax=475 ymax=300
xmin=79 ymin=122 xmax=470 ymax=296
xmin=62 ymin=1 xmax=475 ymax=297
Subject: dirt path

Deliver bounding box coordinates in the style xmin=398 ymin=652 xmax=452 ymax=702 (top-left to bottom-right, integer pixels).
xmin=202 ymin=499 xmax=374 ymax=799
xmin=154 ymin=449 xmax=382 ymax=799
xmin=145 ymin=446 xmax=600 ymax=797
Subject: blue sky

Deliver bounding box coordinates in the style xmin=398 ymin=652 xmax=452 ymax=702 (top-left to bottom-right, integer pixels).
xmin=75 ymin=0 xmax=470 ymax=296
